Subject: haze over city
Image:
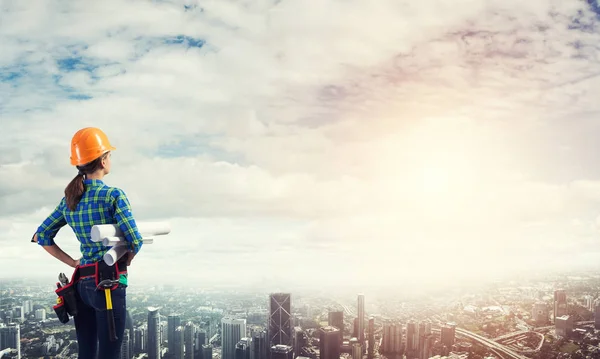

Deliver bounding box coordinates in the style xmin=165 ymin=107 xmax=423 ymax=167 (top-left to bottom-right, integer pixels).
xmin=3 ymin=0 xmax=600 ymax=290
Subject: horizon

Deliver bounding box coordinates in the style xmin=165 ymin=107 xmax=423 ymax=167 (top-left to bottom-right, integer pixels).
xmin=3 ymin=1 xmax=600 ymax=290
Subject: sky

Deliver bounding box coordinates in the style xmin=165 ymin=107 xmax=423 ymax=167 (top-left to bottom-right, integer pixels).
xmin=2 ymin=0 xmax=600 ymax=290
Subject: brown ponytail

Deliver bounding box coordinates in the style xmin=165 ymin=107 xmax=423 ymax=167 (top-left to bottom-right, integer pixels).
xmin=65 ymin=174 xmax=86 ymax=211
xmin=64 ymin=152 xmax=110 ymax=211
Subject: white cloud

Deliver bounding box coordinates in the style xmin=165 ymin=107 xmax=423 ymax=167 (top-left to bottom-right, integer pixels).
xmin=2 ymin=0 xmax=600 ymax=289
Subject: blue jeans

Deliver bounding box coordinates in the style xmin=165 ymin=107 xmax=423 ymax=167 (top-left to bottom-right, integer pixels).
xmin=74 ymin=278 xmax=127 ymax=359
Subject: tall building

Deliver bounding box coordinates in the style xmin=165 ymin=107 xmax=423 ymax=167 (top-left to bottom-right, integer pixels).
xmin=148 ymin=307 xmax=161 ymax=359
xmin=319 ymin=326 xmax=341 ymax=359
xmin=135 ymin=327 xmax=146 ymax=353
xmin=532 ymin=302 xmax=549 ymax=325
xmin=172 ymin=326 xmax=184 ymax=359
xmin=555 ymin=315 xmax=574 ymax=338
xmin=595 ymin=303 xmax=600 ymax=330
xmin=236 ymin=338 xmax=252 ymax=359
xmin=169 ymin=314 xmax=182 ymax=356
xmin=357 ymin=294 xmax=365 ymax=347
xmin=440 ymin=323 xmax=456 ymax=354
xmin=269 ymin=293 xmax=292 ymax=346
xmin=270 ymin=344 xmax=294 ymax=359
xmin=417 ymin=321 xmax=426 ymax=358
xmin=35 ymin=309 xmax=46 ymax=321
xmin=252 ymin=329 xmax=268 ymax=359
xmin=554 ymin=290 xmax=568 ymax=321
xmin=222 ymin=318 xmax=247 ymax=359
xmin=185 ymin=322 xmax=195 ymax=359
xmin=406 ymin=321 xmax=416 ymax=354
xmin=203 ymin=344 xmax=213 ymax=359
xmin=352 ymin=343 xmax=362 ymax=359
xmin=0 ymin=323 xmax=21 ymax=359
xmin=196 ymin=330 xmax=206 ymax=356
xmin=292 ymin=327 xmax=307 ymax=357
xmin=367 ymin=318 xmax=374 ymax=359
xmin=328 ymin=311 xmax=344 ymax=338
xmin=120 ymin=329 xmax=131 ymax=359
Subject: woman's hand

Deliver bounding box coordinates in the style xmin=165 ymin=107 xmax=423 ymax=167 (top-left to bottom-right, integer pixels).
xmin=72 ymin=258 xmax=81 ymax=268
xmin=126 ymin=251 xmax=135 ymax=266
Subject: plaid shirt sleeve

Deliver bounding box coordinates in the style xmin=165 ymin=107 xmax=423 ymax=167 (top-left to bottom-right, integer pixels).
xmin=36 ymin=198 xmax=67 ymax=246
xmin=112 ymin=189 xmax=143 ymax=254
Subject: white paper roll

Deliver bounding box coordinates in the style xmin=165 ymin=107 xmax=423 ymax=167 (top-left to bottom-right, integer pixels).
xmin=103 ymin=243 xmax=130 ymax=266
xmin=102 ymin=237 xmax=154 ymax=246
xmin=91 ymin=222 xmax=171 ymax=242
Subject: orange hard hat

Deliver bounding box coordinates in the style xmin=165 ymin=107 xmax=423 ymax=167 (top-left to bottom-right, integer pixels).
xmin=70 ymin=127 xmax=116 ymax=166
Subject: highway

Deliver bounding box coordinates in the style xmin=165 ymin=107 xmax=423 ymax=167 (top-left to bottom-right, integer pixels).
xmin=432 ymin=328 xmax=528 ymax=359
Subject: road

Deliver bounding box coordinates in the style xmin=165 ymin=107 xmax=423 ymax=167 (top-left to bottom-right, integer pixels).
xmin=432 ymin=328 xmax=528 ymax=359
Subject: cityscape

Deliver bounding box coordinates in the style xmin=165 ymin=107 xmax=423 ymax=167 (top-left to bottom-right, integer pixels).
xmin=3 ymin=270 xmax=600 ymax=359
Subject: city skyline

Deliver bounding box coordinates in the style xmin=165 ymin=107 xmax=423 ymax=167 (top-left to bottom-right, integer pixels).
xmin=3 ymin=1 xmax=600 ymax=287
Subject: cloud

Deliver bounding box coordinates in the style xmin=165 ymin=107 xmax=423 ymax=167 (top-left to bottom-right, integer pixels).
xmin=2 ymin=0 xmax=600 ymax=288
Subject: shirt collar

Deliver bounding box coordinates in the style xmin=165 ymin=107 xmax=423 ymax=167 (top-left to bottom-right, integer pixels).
xmin=83 ymin=179 xmax=105 ymax=187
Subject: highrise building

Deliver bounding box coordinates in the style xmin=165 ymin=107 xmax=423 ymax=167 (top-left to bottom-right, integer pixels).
xmin=270 ymin=344 xmax=294 ymax=359
xmin=555 ymin=315 xmax=574 ymax=338
xmin=440 ymin=323 xmax=456 ymax=354
xmin=406 ymin=321 xmax=416 ymax=354
xmin=357 ymin=294 xmax=365 ymax=347
xmin=120 ymin=329 xmax=131 ymax=359
xmin=236 ymin=338 xmax=251 ymax=359
xmin=185 ymin=322 xmax=195 ymax=359
xmin=532 ymin=302 xmax=549 ymax=325
xmin=367 ymin=318 xmax=374 ymax=359
xmin=203 ymin=344 xmax=213 ymax=359
xmin=554 ymin=290 xmax=568 ymax=322
xmin=222 ymin=318 xmax=247 ymax=359
xmin=352 ymin=343 xmax=362 ymax=359
xmin=169 ymin=314 xmax=182 ymax=355
xmin=196 ymin=330 xmax=206 ymax=355
xmin=328 ymin=311 xmax=344 ymax=337
xmin=252 ymin=329 xmax=268 ymax=359
xmin=292 ymin=327 xmax=307 ymax=357
xmin=319 ymin=326 xmax=341 ymax=359
xmin=35 ymin=309 xmax=46 ymax=321
xmin=135 ymin=327 xmax=146 ymax=353
xmin=0 ymin=323 xmax=21 ymax=359
xmin=269 ymin=293 xmax=292 ymax=346
xmin=147 ymin=307 xmax=161 ymax=359
xmin=595 ymin=304 xmax=600 ymax=330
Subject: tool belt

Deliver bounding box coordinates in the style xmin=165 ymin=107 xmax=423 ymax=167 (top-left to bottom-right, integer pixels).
xmin=53 ymin=256 xmax=128 ymax=324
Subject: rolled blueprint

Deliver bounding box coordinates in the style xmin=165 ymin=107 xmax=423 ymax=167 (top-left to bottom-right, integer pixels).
xmin=103 ymin=237 xmax=154 ymax=246
xmin=91 ymin=222 xmax=171 ymax=242
xmin=103 ymin=243 xmax=129 ymax=266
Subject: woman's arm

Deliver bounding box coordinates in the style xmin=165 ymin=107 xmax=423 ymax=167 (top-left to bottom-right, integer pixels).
xmin=113 ymin=189 xmax=143 ymax=265
xmin=35 ymin=198 xmax=79 ymax=267
xmin=35 ymin=234 xmax=79 ymax=267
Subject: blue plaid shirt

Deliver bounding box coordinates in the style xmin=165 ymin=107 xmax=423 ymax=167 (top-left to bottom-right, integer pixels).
xmin=36 ymin=179 xmax=143 ymax=265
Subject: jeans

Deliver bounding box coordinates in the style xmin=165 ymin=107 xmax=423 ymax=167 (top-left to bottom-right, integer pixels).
xmin=75 ymin=278 xmax=127 ymax=359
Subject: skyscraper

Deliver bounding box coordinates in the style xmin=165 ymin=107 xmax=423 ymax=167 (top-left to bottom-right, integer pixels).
xmin=148 ymin=307 xmax=161 ymax=359
xmin=269 ymin=293 xmax=292 ymax=346
xmin=554 ymin=290 xmax=568 ymax=322
xmin=0 ymin=323 xmax=20 ymax=359
xmin=252 ymin=329 xmax=268 ymax=359
xmin=357 ymin=294 xmax=365 ymax=347
xmin=169 ymin=314 xmax=182 ymax=356
xmin=319 ymin=326 xmax=341 ymax=359
xmin=367 ymin=318 xmax=374 ymax=359
xmin=222 ymin=318 xmax=247 ymax=359
xmin=328 ymin=311 xmax=344 ymax=337
xmin=120 ymin=329 xmax=130 ymax=359
xmin=185 ymin=322 xmax=195 ymax=359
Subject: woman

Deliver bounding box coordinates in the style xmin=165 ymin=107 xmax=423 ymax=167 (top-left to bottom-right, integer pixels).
xmin=33 ymin=127 xmax=143 ymax=359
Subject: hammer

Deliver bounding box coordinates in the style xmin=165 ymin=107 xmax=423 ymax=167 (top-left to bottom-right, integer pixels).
xmin=97 ymin=279 xmax=120 ymax=342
